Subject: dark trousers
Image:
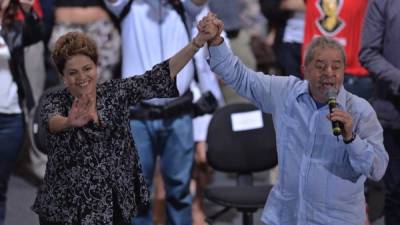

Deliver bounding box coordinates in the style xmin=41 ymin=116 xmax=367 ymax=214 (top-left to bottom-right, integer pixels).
xmin=0 ymin=114 xmax=24 ymax=225
xmin=383 ymin=129 xmax=400 ymax=225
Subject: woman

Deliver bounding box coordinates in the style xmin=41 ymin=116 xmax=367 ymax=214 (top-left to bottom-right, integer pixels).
xmin=0 ymin=0 xmax=43 ymax=224
xmin=47 ymin=0 xmax=120 ymax=83
xmin=32 ymin=15 xmax=219 ymax=225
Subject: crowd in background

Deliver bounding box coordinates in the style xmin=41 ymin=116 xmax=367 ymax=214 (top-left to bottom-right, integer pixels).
xmin=0 ymin=0 xmax=399 ymax=224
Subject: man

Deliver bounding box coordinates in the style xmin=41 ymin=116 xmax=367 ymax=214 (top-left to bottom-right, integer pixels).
xmin=359 ymin=0 xmax=400 ymax=224
xmin=201 ymin=15 xmax=388 ymax=225
xmin=303 ymin=0 xmax=373 ymax=101
xmin=103 ymin=1 xmax=207 ymax=225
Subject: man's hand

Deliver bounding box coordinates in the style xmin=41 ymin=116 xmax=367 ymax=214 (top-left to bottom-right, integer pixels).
xmin=196 ymin=12 xmax=224 ymax=46
xmin=328 ymin=108 xmax=354 ymax=141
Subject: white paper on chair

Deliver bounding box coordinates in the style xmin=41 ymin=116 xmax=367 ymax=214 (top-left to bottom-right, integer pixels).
xmin=231 ymin=110 xmax=264 ymax=132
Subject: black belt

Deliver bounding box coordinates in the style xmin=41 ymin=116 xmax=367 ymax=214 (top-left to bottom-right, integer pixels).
xmin=130 ymin=92 xmax=194 ymax=120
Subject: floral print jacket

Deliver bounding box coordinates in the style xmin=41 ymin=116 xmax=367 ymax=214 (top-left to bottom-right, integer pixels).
xmin=32 ymin=60 xmax=178 ymax=225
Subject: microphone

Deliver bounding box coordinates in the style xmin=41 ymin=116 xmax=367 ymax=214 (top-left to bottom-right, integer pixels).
xmin=326 ymin=88 xmax=342 ymax=136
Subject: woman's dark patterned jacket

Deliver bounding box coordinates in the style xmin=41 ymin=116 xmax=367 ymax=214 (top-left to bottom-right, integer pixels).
xmin=32 ymin=61 xmax=179 ymax=224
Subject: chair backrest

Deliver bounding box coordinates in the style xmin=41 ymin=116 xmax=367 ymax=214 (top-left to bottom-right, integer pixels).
xmin=206 ymin=103 xmax=277 ymax=174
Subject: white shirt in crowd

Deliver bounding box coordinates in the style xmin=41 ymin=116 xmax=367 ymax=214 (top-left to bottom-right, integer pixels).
xmin=0 ymin=27 xmax=22 ymax=114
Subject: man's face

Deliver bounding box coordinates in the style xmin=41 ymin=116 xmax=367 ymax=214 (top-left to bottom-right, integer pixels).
xmin=303 ymin=47 xmax=344 ymax=103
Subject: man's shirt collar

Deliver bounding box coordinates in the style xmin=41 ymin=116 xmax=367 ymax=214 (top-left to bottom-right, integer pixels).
xmin=295 ymin=80 xmax=347 ymax=108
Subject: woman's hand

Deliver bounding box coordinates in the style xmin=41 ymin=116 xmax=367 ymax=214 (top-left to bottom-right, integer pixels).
xmin=169 ymin=13 xmax=225 ymax=78
xmin=67 ymin=94 xmax=96 ymax=128
xmin=19 ymin=0 xmax=34 ymax=13
xmin=195 ymin=12 xmax=224 ymax=46
xmin=48 ymin=94 xmax=97 ymax=133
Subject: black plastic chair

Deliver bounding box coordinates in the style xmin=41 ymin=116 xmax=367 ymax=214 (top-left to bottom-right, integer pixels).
xmin=205 ymin=103 xmax=278 ymax=225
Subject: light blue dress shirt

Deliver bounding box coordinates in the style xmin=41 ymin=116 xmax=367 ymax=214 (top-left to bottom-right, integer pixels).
xmin=208 ymin=42 xmax=389 ymax=225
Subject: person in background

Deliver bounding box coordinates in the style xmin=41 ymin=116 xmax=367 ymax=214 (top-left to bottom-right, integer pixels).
xmin=257 ymin=0 xmax=289 ymax=75
xmin=103 ymin=1 xmax=208 ymax=225
xmin=47 ymin=0 xmax=120 ymax=84
xmin=0 ymin=0 xmax=43 ymax=224
xmin=209 ymin=0 xmax=267 ymax=104
xmin=209 ymin=0 xmax=264 ymax=70
xmin=18 ymin=0 xmax=48 ymax=186
xmin=32 ymin=24 xmax=217 ymax=225
xmin=359 ymin=0 xmax=400 ymax=224
xmin=202 ymin=14 xmax=388 ymax=225
xmin=114 ymin=5 xmax=225 ymax=225
xmin=275 ymin=0 xmax=305 ymax=77
xmin=190 ymin=7 xmax=226 ymax=225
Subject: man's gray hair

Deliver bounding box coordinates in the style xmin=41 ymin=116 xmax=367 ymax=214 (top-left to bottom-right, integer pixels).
xmin=303 ymin=36 xmax=346 ymax=66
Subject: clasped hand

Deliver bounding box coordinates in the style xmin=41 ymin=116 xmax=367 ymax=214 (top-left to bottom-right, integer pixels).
xmin=196 ymin=12 xmax=224 ymax=45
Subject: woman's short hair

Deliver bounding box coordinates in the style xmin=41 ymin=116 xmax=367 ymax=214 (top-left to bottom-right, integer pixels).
xmin=52 ymin=32 xmax=98 ymax=74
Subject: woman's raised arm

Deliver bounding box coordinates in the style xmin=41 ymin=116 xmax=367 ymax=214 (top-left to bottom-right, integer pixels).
xmin=169 ymin=13 xmax=223 ymax=79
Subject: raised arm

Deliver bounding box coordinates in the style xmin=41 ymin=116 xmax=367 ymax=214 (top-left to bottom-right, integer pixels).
xmin=203 ymin=14 xmax=291 ymax=114
xmin=109 ymin=13 xmax=223 ymax=105
xmin=169 ymin=13 xmax=220 ymax=79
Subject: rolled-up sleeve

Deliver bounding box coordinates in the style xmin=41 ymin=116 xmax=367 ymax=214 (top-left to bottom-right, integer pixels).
xmin=346 ymin=106 xmax=389 ymax=181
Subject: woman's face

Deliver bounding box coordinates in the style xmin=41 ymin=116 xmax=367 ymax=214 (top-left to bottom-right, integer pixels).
xmin=62 ymin=54 xmax=98 ymax=98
